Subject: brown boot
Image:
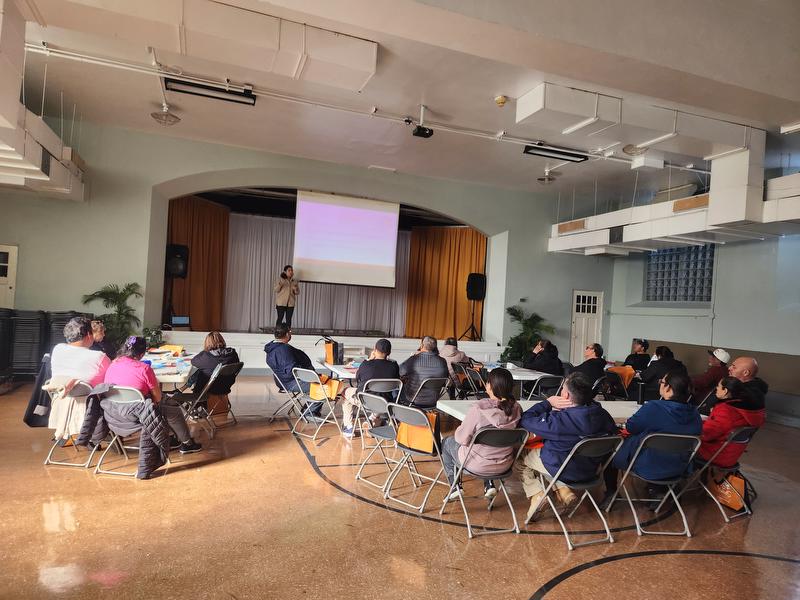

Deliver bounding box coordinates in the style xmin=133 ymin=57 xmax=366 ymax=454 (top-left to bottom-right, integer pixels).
xmin=555 ymin=487 xmax=579 ymax=512
xmin=526 ymin=491 xmax=552 ymax=522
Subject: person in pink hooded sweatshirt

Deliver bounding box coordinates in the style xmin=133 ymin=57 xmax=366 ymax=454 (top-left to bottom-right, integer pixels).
xmin=440 ymin=368 xmax=522 ymax=500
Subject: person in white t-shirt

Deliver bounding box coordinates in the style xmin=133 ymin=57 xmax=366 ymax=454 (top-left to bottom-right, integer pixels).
xmin=51 ymin=317 xmax=111 ymax=388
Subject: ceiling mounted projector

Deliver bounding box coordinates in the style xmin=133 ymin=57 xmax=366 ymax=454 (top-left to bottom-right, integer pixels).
xmin=411 ymin=104 xmax=434 ymax=139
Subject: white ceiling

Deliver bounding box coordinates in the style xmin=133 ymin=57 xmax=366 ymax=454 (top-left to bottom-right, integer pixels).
xmin=14 ymin=0 xmax=797 ymax=203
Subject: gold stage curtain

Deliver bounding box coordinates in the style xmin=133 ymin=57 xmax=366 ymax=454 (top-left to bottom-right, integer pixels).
xmin=404 ymin=226 xmax=487 ymax=340
xmin=167 ymin=196 xmax=229 ymax=331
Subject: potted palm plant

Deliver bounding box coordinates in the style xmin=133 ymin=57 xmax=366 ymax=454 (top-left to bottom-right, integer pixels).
xmin=500 ymin=305 xmax=555 ymax=363
xmin=82 ymin=283 xmax=143 ymax=348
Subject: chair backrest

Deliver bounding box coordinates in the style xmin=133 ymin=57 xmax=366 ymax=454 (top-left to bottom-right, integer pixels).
xmin=603 ymin=371 xmax=628 ymax=400
xmin=409 ymin=377 xmax=449 ymax=406
xmin=66 ymin=381 xmax=94 ymax=398
xmin=471 ymin=427 xmax=529 ymax=449
xmin=194 ymin=363 xmax=223 ymax=404
xmin=218 ymin=361 xmax=244 ymax=378
xmin=293 ymin=367 xmax=321 ymax=385
xmin=591 ymin=376 xmax=607 ymax=396
xmin=728 ymin=426 xmax=758 ymax=445
xmin=695 ymin=389 xmax=715 ymax=410
xmin=548 ymin=435 xmax=624 ymax=483
xmin=532 ymin=375 xmax=564 ymax=398
xmin=388 ymin=402 xmax=432 ymax=428
xmin=358 ymin=391 xmax=390 ymax=416
xmin=103 ymin=386 xmax=146 ymax=404
xmin=363 ymin=378 xmax=402 ymax=395
xmin=639 ymin=432 xmax=701 ymax=454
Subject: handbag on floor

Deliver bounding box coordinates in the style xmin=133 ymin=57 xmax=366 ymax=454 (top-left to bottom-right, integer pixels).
xmin=708 ymin=470 xmax=754 ymax=511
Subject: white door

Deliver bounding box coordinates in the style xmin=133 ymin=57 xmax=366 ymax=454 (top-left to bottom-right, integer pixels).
xmin=569 ymin=290 xmax=603 ymax=365
xmin=0 ymin=245 xmax=18 ymax=309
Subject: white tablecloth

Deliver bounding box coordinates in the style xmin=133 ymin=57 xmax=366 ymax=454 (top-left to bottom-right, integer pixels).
xmin=436 ymin=399 xmax=641 ymax=423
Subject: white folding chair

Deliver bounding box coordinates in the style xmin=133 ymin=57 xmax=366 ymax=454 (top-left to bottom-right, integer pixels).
xmin=355 ymin=378 xmax=402 ymax=449
xmin=605 ymin=433 xmax=701 ymax=537
xmin=526 ymin=435 xmax=624 ymax=550
xmin=383 ymin=403 xmax=449 ymax=513
xmin=439 ymin=427 xmax=529 ymax=538
xmin=525 ymin=375 xmax=564 ymax=401
xmin=94 ymin=387 xmax=149 ymax=478
xmin=43 ymin=380 xmax=99 ymax=468
xmin=659 ymin=426 xmax=758 ymax=523
xmin=406 ymin=377 xmax=449 ymax=409
xmin=291 ymin=368 xmax=342 ymax=442
xmin=354 ymin=392 xmax=421 ymax=492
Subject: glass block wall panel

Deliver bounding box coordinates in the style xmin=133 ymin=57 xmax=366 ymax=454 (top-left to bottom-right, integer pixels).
xmin=645 ymin=244 xmax=715 ymax=302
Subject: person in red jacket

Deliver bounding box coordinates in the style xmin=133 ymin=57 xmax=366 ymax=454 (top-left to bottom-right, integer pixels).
xmin=691 ymin=348 xmax=730 ymax=406
xmin=697 ymin=376 xmax=766 ymax=467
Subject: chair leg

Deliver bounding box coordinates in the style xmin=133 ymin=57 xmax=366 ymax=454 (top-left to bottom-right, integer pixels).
xmin=94 ymin=435 xmax=137 ymax=477
xmin=624 ymin=483 xmax=691 ymax=537
xmin=44 ymin=436 xmax=100 ymax=468
xmin=268 ymin=398 xmax=297 ymax=423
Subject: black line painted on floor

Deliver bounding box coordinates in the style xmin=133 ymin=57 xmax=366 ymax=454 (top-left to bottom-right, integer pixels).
xmin=529 ymin=550 xmax=800 ymax=599
xmin=292 ymin=433 xmax=677 ymax=536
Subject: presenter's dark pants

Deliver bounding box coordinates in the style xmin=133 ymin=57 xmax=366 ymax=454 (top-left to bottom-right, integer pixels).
xmin=276 ymin=305 xmax=294 ymax=329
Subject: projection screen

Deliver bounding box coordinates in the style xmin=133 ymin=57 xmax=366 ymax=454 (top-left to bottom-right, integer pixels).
xmin=292 ymin=191 xmax=400 ymax=287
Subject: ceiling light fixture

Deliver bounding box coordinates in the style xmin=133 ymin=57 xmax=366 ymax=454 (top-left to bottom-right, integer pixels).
xmin=150 ymin=103 xmax=181 ymax=126
xmin=561 ymin=94 xmax=600 ymax=135
xmin=164 ymin=77 xmax=256 ymax=106
xmin=780 ymin=121 xmax=800 ymax=135
xmin=523 ymin=143 xmax=588 ymax=162
xmin=635 ymin=110 xmax=679 ymax=150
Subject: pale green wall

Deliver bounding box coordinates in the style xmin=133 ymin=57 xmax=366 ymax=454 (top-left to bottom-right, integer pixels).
xmin=607 ymin=235 xmax=800 ymax=360
xmin=0 ymin=124 xmax=615 ymax=352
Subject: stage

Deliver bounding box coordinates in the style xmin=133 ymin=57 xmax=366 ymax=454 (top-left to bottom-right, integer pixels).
xmin=163 ymin=331 xmax=504 ymax=371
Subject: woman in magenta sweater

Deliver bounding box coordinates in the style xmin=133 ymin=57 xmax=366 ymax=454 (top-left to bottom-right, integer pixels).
xmin=440 ymin=368 xmax=522 ymax=500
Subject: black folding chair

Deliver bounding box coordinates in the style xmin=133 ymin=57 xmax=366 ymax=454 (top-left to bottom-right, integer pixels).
xmin=600 ymin=371 xmax=629 ymax=401
xmin=525 ymin=375 xmax=564 ymax=401
xmin=42 ymin=380 xmax=99 ymax=468
xmin=167 ymin=364 xmax=223 ymax=438
xmin=206 ymin=362 xmax=244 ymax=427
xmin=384 ymin=403 xmax=449 ymax=512
xmin=606 ymin=433 xmax=702 ymax=537
xmin=439 ymin=427 xmax=529 ymax=538
xmin=452 ymin=363 xmax=486 ymax=399
xmin=525 ymin=435 xmax=624 ymax=550
xmin=591 ymin=376 xmax=608 ymax=399
xmin=406 ymin=377 xmax=449 ymax=409
xmin=268 ymin=374 xmax=302 ymax=423
xmin=660 ymin=426 xmax=759 ymax=523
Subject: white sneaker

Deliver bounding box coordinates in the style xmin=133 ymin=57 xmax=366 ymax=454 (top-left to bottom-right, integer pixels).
xmin=448 ymin=486 xmax=463 ymax=502
xmin=341 ymin=426 xmax=355 ymax=439
xmin=484 ymin=484 xmax=498 ymax=500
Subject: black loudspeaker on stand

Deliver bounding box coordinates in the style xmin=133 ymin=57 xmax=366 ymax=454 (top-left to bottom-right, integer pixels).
xmin=163 ymin=244 xmax=189 ymax=325
xmin=459 ymin=273 xmax=485 ymax=341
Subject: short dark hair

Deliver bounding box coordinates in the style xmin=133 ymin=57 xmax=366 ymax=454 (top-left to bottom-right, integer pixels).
xmin=374 ymin=338 xmax=391 ymax=355
xmin=563 ymin=372 xmax=593 ymax=405
xmin=655 ymin=345 xmax=674 ymax=360
xmin=274 ymin=325 xmax=290 ymax=339
xmin=634 ymin=338 xmax=649 ymax=351
xmin=118 ymin=335 xmax=147 ymax=359
xmin=662 ymin=369 xmax=691 ymax=403
xmin=64 ymin=317 xmax=92 ymax=343
xmin=544 ymin=343 xmax=559 ymax=357
xmin=589 ymin=343 xmax=604 ymax=358
xmin=444 ymin=337 xmax=458 ymax=347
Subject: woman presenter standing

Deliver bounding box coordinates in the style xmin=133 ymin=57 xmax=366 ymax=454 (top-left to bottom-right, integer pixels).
xmin=274 ymin=264 xmax=300 ymax=329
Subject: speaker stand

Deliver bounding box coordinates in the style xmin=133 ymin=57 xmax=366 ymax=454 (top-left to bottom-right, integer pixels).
xmin=458 ymin=300 xmax=481 ymax=341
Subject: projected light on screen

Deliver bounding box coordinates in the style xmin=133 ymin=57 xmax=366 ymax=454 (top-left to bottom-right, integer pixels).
xmin=293 ymin=191 xmax=400 ymax=287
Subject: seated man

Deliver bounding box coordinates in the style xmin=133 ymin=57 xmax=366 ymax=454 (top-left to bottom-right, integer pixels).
xmin=519 ymin=372 xmax=617 ymax=520
xmin=398 ymin=336 xmax=449 ymax=408
xmin=728 ymin=356 xmax=769 ymax=411
xmin=523 ymin=339 xmax=563 ymax=375
xmin=623 ymin=338 xmax=651 ymax=372
xmin=49 ymin=317 xmax=112 ymax=446
xmin=51 ymin=316 xmax=111 ymax=388
xmin=691 ymin=348 xmax=730 ymax=406
xmin=264 ymin=325 xmax=321 ymax=418
xmin=340 ymin=338 xmax=400 ymax=439
xmin=572 ymin=343 xmax=607 ymax=384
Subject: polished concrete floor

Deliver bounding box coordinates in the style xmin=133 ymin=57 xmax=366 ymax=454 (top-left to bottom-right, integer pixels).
xmin=3 ymin=377 xmax=800 ymax=599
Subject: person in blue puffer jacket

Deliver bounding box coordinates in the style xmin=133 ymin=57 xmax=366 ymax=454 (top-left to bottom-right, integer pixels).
xmin=603 ymin=369 xmax=702 ymax=505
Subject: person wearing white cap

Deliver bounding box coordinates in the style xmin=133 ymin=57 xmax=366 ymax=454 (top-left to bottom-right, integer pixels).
xmin=691 ymin=348 xmax=731 ymax=405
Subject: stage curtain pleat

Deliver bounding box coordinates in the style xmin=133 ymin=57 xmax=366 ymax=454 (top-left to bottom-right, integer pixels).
xmin=167 ymin=196 xmax=229 ymax=331
xmin=404 ymin=227 xmax=486 ymax=340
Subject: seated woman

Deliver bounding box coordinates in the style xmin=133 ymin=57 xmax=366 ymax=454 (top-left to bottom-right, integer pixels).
xmin=603 ymin=370 xmax=701 ymax=504
xmin=89 ymin=320 xmax=116 ymax=360
xmin=697 ymin=376 xmax=765 ymax=468
xmin=440 ymin=368 xmax=522 ymax=501
xmin=439 ymin=337 xmax=481 ymax=398
xmin=103 ymin=336 xmax=202 ymax=454
xmin=623 ymin=338 xmax=650 ymax=372
xmin=190 ymin=331 xmax=241 ymax=394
